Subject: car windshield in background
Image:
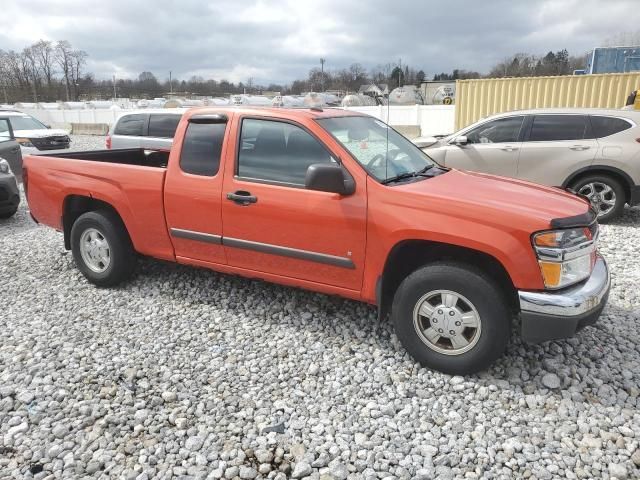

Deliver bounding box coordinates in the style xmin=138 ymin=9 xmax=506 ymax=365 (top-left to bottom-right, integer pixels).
xmin=10 ymin=116 xmax=47 ymax=130
xmin=317 ymin=116 xmax=436 ymax=183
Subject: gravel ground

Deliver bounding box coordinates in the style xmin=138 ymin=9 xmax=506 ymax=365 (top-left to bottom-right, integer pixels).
xmin=1 ymin=136 xmax=640 ymax=479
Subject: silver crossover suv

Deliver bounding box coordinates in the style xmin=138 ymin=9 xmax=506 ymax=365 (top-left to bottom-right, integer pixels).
xmin=417 ymin=108 xmax=640 ymax=222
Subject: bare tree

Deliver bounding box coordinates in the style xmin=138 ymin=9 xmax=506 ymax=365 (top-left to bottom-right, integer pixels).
xmin=31 ymin=40 xmax=56 ymax=100
xmin=55 ymin=41 xmax=73 ymax=101
xmin=70 ymin=49 xmax=87 ymax=100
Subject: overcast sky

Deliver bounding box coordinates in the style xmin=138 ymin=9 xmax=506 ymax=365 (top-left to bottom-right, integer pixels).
xmin=0 ymin=0 xmax=637 ymax=85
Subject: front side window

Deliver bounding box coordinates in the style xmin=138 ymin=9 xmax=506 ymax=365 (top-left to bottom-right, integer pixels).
xmin=529 ymin=115 xmax=589 ymax=141
xmin=0 ymin=119 xmax=10 ymax=142
xmin=179 ymin=122 xmax=226 ymax=176
xmin=148 ymin=114 xmax=181 ymax=138
xmin=465 ymin=116 xmax=524 ymax=144
xmin=114 ymin=114 xmax=146 ymax=136
xmin=590 ymin=116 xmax=632 ymax=138
xmin=317 ymin=116 xmax=435 ymax=182
xmin=238 ymin=118 xmax=335 ymax=185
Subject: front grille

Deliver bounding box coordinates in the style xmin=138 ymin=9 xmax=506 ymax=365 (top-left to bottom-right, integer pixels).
xmin=31 ymin=135 xmax=70 ymax=150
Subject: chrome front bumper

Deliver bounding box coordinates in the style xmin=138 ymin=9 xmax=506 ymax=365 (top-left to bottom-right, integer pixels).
xmin=518 ymin=255 xmax=610 ymax=343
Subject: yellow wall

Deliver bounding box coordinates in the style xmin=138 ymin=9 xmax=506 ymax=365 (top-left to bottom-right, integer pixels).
xmin=454 ymin=73 xmax=640 ymax=130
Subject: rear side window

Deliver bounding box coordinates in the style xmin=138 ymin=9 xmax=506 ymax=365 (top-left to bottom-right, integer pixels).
xmin=0 ymin=119 xmax=10 ymax=142
xmin=114 ymin=114 xmax=146 ymax=136
xmin=179 ymin=122 xmax=226 ymax=176
xmin=148 ymin=114 xmax=181 ymax=138
xmin=590 ymin=116 xmax=632 ymax=138
xmin=529 ymin=115 xmax=589 ymax=141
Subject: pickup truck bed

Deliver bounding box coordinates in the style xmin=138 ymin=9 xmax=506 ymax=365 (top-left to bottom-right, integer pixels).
xmin=42 ymin=148 xmax=170 ymax=168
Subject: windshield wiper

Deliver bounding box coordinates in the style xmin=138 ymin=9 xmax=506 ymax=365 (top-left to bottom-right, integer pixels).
xmin=381 ymin=165 xmax=437 ymax=185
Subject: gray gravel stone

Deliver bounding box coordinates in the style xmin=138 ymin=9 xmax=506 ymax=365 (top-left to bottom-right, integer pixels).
xmin=541 ymin=373 xmax=561 ymax=389
xmin=609 ymin=463 xmax=628 ymax=479
xmin=291 ymin=461 xmax=312 ymax=478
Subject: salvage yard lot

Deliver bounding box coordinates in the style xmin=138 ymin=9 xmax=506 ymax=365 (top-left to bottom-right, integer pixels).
xmin=1 ymin=135 xmax=640 ymax=479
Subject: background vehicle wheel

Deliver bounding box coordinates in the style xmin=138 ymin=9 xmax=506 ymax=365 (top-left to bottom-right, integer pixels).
xmin=70 ymin=210 xmax=136 ymax=287
xmin=391 ymin=262 xmax=511 ymax=375
xmin=0 ymin=208 xmax=18 ymax=219
xmin=570 ymin=174 xmax=625 ymax=223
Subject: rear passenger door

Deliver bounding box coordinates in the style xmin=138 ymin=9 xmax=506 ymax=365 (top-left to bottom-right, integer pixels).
xmin=220 ymin=116 xmax=367 ymax=291
xmin=164 ymin=114 xmax=230 ymax=264
xmin=146 ymin=114 xmax=181 ymax=150
xmin=517 ymin=115 xmax=597 ymax=186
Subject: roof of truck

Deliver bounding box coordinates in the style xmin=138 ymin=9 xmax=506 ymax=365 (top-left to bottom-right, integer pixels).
xmin=183 ymin=106 xmax=364 ymax=120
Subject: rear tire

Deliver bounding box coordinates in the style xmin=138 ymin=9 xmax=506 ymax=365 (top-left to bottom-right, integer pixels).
xmin=391 ymin=262 xmax=511 ymax=375
xmin=570 ymin=174 xmax=625 ymax=223
xmin=70 ymin=210 xmax=136 ymax=287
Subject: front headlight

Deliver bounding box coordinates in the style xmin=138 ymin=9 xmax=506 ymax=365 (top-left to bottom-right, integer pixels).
xmin=0 ymin=158 xmax=10 ymax=174
xmin=16 ymin=137 xmax=35 ymax=148
xmin=533 ymin=226 xmax=597 ymax=289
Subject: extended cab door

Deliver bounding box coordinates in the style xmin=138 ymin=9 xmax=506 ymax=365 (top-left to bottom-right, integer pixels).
xmin=163 ymin=113 xmax=230 ymax=264
xmin=516 ymin=114 xmax=597 ymax=186
xmin=440 ymin=115 xmax=524 ymax=177
xmin=220 ymin=116 xmax=367 ymax=292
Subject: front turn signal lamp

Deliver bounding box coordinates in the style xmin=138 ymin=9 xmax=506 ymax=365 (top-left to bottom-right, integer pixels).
xmin=533 ymin=227 xmax=597 ymax=289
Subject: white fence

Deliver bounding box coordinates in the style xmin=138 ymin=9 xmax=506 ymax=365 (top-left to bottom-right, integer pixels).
xmin=21 ymin=105 xmax=456 ymax=137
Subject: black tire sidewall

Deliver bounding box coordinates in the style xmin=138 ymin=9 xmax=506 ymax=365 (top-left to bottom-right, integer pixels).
xmin=571 ymin=175 xmax=625 ymax=223
xmin=70 ymin=211 xmax=134 ymax=286
xmin=392 ymin=263 xmax=510 ymax=375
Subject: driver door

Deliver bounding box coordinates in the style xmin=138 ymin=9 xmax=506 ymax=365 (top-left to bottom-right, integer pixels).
xmin=221 ymin=116 xmax=367 ymax=291
xmin=441 ymin=115 xmax=524 ymax=177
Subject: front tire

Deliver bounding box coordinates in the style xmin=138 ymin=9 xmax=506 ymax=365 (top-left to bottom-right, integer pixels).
xmin=391 ymin=262 xmax=511 ymax=375
xmin=70 ymin=210 xmax=136 ymax=287
xmin=570 ymin=174 xmax=625 ymax=223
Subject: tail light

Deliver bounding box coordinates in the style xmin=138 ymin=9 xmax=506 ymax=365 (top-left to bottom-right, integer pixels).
xmin=106 ymin=135 xmax=112 ymax=149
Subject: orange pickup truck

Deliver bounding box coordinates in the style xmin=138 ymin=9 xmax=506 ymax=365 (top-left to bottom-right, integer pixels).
xmin=24 ymin=107 xmax=610 ymax=374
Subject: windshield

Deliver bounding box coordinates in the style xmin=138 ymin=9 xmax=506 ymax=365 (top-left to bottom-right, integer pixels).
xmin=10 ymin=115 xmax=47 ymax=131
xmin=317 ymin=116 xmax=436 ymax=182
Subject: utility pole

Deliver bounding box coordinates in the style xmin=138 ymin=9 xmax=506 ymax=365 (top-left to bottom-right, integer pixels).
xmin=320 ymin=58 xmax=325 ymax=92
xmin=113 ymin=75 xmax=117 ymax=100
xmin=169 ymin=71 xmax=173 ymax=94
xmin=398 ymin=58 xmax=402 ymax=87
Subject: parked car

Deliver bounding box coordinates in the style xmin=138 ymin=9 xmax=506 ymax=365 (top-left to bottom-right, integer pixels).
xmin=415 ymin=108 xmax=640 ymax=222
xmin=24 ymin=107 xmax=609 ymax=374
xmin=0 ymin=109 xmax=70 ymax=154
xmin=107 ymin=109 xmax=186 ymax=149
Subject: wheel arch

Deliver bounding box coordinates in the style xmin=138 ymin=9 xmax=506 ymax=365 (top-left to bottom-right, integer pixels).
xmin=563 ymin=165 xmax=634 ymax=204
xmin=62 ymin=195 xmax=128 ymax=250
xmin=376 ymin=239 xmax=519 ymax=322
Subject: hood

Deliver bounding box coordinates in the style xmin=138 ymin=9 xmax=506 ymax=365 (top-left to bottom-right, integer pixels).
xmin=14 ymin=128 xmax=69 ymax=138
xmin=394 ymin=168 xmax=590 ymax=230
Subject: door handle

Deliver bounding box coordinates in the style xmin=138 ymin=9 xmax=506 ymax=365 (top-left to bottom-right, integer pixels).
xmin=226 ymin=190 xmax=257 ymax=205
xmin=569 ymin=145 xmax=590 ymax=151
xmin=11 ymin=147 xmax=19 ymax=153
xmin=500 ymin=146 xmax=518 ymax=152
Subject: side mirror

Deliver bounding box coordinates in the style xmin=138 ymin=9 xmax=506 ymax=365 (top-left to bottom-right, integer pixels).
xmin=305 ymin=163 xmax=355 ymax=195
xmin=45 ymin=124 xmax=51 ymax=129
xmin=453 ymin=135 xmax=468 ymax=146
